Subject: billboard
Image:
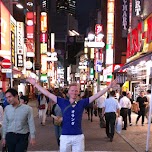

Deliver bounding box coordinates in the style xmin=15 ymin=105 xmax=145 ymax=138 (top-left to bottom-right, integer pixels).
xmin=11 ymin=16 xmax=16 ymax=66
xmin=0 ymin=1 xmax=11 ymax=59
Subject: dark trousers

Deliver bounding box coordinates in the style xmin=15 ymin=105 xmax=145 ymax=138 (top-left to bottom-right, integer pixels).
xmin=128 ymin=109 xmax=131 ymax=123
xmin=105 ymin=112 xmax=116 ymax=138
xmin=120 ymin=108 xmax=128 ymax=129
xmin=86 ymin=107 xmax=93 ymax=120
xmin=6 ymin=132 xmax=29 ymax=152
xmin=98 ymin=108 xmax=102 ymax=119
xmin=136 ymin=107 xmax=146 ymax=124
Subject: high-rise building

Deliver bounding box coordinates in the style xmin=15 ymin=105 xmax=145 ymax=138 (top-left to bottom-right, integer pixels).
xmin=56 ymin=0 xmax=76 ymax=16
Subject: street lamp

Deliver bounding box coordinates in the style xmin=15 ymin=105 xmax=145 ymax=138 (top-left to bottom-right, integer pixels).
xmin=84 ymin=30 xmax=105 ymax=92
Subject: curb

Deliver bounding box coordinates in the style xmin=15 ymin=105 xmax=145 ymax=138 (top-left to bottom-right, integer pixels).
xmin=116 ymin=132 xmax=143 ymax=152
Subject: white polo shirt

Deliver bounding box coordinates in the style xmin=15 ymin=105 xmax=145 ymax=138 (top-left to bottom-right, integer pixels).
xmin=102 ymin=97 xmax=121 ymax=113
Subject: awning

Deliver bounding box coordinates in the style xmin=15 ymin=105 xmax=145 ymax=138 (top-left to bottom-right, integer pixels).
xmin=114 ymin=52 xmax=152 ymax=73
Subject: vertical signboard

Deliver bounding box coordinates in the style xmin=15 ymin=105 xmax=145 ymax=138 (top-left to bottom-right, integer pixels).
xmin=122 ymin=0 xmax=129 ymax=38
xmin=132 ymin=0 xmax=143 ymax=16
xmin=17 ymin=22 xmax=24 ymax=67
xmin=26 ymin=12 xmax=35 ymax=57
xmin=0 ymin=1 xmax=11 ymax=59
xmin=106 ymin=0 xmax=114 ymax=64
xmin=10 ymin=16 xmax=16 ymax=66
xmin=41 ymin=0 xmax=48 ymax=12
xmin=40 ymin=12 xmax=47 ymax=54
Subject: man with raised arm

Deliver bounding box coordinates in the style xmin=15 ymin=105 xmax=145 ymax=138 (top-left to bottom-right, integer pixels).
xmin=27 ymin=77 xmax=116 ymax=152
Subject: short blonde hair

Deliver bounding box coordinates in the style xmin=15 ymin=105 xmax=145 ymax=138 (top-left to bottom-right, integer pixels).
xmin=69 ymin=83 xmax=80 ymax=89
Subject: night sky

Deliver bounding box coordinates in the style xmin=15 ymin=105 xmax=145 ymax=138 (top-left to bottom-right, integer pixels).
xmin=76 ymin=0 xmax=97 ymax=35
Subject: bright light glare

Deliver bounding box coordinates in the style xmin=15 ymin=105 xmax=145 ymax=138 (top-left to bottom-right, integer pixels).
xmin=97 ymin=33 xmax=104 ymax=39
xmin=16 ymin=3 xmax=24 ymax=9
xmin=72 ymin=30 xmax=80 ymax=36
xmin=88 ymin=33 xmax=95 ymax=41
xmin=27 ymin=20 xmax=33 ymax=26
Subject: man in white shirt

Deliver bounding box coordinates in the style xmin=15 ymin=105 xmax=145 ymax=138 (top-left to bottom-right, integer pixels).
xmin=145 ymin=90 xmax=151 ymax=121
xmin=119 ymin=91 xmax=131 ymax=130
xmin=96 ymin=95 xmax=106 ymax=118
xmin=102 ymin=91 xmax=120 ymax=142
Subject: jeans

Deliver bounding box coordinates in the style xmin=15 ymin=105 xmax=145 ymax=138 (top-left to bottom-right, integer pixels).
xmin=54 ymin=125 xmax=62 ymax=146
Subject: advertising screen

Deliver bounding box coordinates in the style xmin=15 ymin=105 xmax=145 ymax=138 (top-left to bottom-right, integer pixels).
xmin=0 ymin=2 xmax=11 ymax=59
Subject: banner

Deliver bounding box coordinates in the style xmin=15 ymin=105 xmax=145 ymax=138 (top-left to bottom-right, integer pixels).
xmin=132 ymin=0 xmax=143 ymax=17
xmin=121 ymin=0 xmax=129 ymax=38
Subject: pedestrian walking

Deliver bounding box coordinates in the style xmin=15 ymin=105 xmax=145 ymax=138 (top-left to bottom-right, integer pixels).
xmin=127 ymin=91 xmax=134 ymax=126
xmin=2 ymin=88 xmax=36 ymax=152
xmin=0 ymin=88 xmax=5 ymax=106
xmin=96 ymin=95 xmax=106 ymax=118
xmin=102 ymin=90 xmax=121 ymax=142
xmin=26 ymin=77 xmax=117 ymax=152
xmin=0 ymin=104 xmax=3 ymax=140
xmin=20 ymin=95 xmax=29 ymax=104
xmin=51 ymin=103 xmax=62 ymax=146
xmin=145 ymin=90 xmax=151 ymax=122
xmin=85 ymin=91 xmax=94 ymax=122
xmin=18 ymin=91 xmax=23 ymax=100
xmin=119 ymin=91 xmax=131 ymax=130
xmin=37 ymin=93 xmax=48 ymax=126
xmin=136 ymin=91 xmax=148 ymax=126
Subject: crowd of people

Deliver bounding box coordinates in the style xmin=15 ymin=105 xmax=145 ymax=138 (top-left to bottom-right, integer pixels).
xmin=0 ymin=77 xmax=151 ymax=152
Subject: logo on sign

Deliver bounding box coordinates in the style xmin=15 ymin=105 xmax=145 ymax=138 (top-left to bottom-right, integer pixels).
xmin=96 ymin=60 xmax=102 ymax=72
xmin=95 ymin=24 xmax=103 ymax=35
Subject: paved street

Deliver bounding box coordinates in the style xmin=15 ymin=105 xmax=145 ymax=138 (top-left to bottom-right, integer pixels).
xmin=1 ymin=100 xmax=152 ymax=152
xmin=28 ymin=100 xmax=136 ymax=152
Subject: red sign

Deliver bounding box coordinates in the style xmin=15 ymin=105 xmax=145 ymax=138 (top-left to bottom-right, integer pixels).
xmin=0 ymin=2 xmax=10 ymax=58
xmin=40 ymin=33 xmax=47 ymax=43
xmin=127 ymin=15 xmax=152 ymax=59
xmin=1 ymin=59 xmax=11 ymax=69
xmin=95 ymin=24 xmax=103 ymax=35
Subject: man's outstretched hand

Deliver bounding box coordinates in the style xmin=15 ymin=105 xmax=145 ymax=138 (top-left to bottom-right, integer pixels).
xmin=26 ymin=77 xmax=37 ymax=86
xmin=108 ymin=79 xmax=118 ymax=89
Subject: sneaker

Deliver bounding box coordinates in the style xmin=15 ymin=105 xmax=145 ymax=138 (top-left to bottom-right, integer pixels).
xmin=110 ymin=137 xmax=113 ymax=142
xmin=130 ymin=123 xmax=132 ymax=126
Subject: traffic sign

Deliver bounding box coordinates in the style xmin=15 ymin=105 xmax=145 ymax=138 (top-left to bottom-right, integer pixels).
xmin=1 ymin=59 xmax=11 ymax=69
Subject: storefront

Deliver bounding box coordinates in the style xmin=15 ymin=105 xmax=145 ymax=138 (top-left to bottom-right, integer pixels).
xmin=118 ymin=13 xmax=152 ymax=100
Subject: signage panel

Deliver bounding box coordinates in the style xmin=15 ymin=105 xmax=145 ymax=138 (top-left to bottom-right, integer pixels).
xmin=121 ymin=0 xmax=129 ymax=38
xmin=0 ymin=2 xmax=10 ymax=59
xmin=95 ymin=24 xmax=103 ymax=35
xmin=1 ymin=69 xmax=12 ymax=73
xmin=132 ymin=0 xmax=143 ymax=16
xmin=40 ymin=12 xmax=47 ymax=33
xmin=17 ymin=54 xmax=24 ymax=67
xmin=17 ymin=22 xmax=24 ymax=54
xmin=10 ymin=16 xmax=16 ymax=66
xmin=126 ymin=14 xmax=152 ymax=62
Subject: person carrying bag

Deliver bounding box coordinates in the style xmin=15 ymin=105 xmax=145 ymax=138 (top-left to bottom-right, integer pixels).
xmin=116 ymin=116 xmax=123 ymax=134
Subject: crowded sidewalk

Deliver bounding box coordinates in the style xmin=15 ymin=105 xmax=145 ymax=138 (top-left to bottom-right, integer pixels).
xmin=27 ymin=99 xmax=152 ymax=152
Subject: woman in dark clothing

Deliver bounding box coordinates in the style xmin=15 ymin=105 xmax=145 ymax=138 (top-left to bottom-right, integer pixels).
xmin=84 ymin=91 xmax=94 ymax=122
xmin=51 ymin=103 xmax=62 ymax=146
